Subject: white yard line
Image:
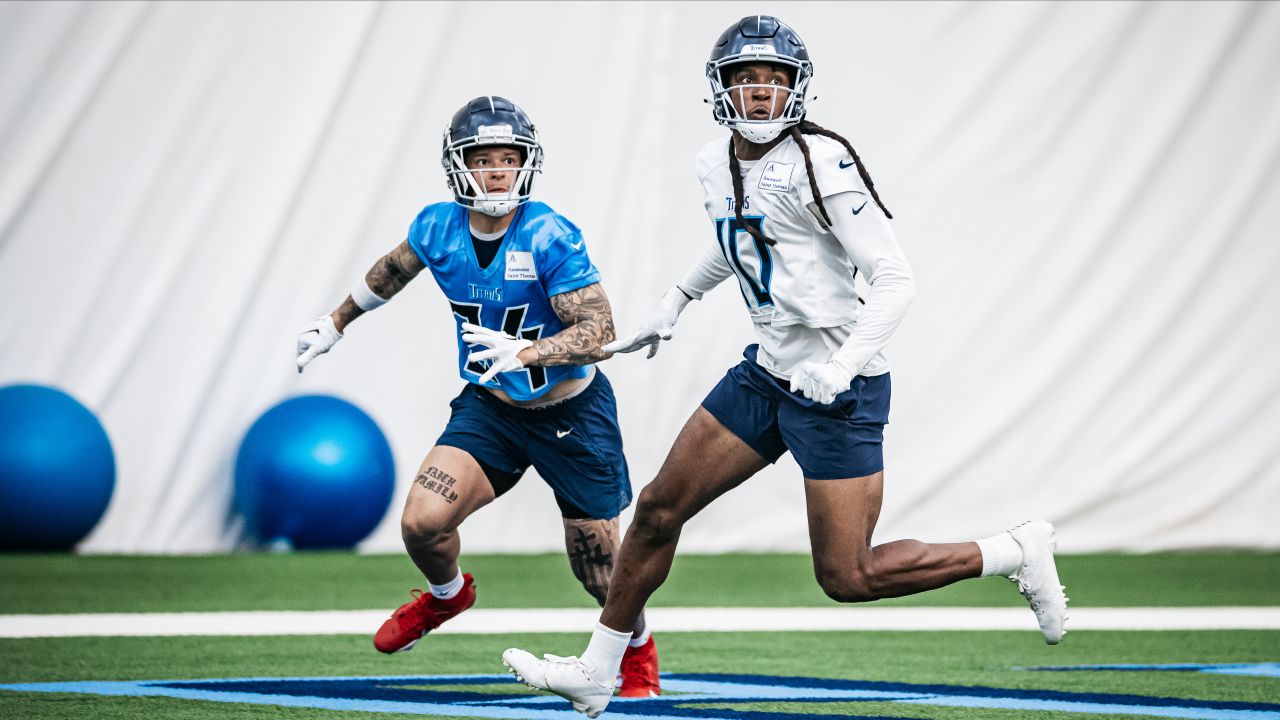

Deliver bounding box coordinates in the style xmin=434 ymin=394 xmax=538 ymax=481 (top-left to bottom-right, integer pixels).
xmin=1 ymin=607 xmax=1278 ymax=638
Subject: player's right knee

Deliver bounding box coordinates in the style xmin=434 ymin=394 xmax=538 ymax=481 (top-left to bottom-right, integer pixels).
xmin=400 ymin=511 xmax=448 ymax=545
xmin=633 ymin=486 xmax=683 ymax=542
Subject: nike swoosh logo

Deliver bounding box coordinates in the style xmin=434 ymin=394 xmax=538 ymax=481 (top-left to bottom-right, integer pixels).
xmin=839 ymin=159 xmax=854 ymax=169
xmin=570 ymin=239 xmax=585 ymax=250
xmin=556 ymin=429 xmax=572 ymax=438
xmin=852 ymin=200 xmax=868 ymax=215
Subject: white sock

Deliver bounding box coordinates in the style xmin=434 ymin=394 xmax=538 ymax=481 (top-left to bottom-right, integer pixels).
xmin=429 ymin=569 xmax=465 ymax=600
xmin=582 ymin=622 xmax=631 ymax=684
xmin=976 ymin=532 xmax=1024 ymax=577
xmin=628 ymin=621 xmax=651 ymax=648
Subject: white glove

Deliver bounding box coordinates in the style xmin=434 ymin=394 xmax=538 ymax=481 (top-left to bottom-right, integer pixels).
xmin=461 ymin=322 xmax=534 ymax=384
xmin=789 ymin=360 xmax=854 ymax=405
xmin=602 ymin=286 xmax=691 ymax=359
xmin=296 ymin=315 xmax=342 ymax=373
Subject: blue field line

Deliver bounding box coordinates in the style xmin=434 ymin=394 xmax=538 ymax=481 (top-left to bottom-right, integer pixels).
xmin=1021 ymin=663 xmax=1280 ymax=678
xmin=2 ymin=672 xmax=1279 ymax=720
xmin=897 ymin=694 xmax=1280 ymax=720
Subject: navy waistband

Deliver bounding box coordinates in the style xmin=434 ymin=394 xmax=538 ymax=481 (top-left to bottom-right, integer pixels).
xmin=471 ymin=370 xmax=606 ymax=418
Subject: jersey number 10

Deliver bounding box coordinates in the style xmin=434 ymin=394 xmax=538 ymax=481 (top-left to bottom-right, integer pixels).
xmin=716 ymin=215 xmax=774 ymax=309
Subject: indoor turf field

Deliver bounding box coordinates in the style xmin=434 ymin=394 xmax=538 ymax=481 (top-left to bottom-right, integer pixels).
xmin=2 ymin=552 xmax=1278 ymax=720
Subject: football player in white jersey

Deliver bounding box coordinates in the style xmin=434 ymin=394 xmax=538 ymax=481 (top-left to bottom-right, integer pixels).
xmin=502 ymin=17 xmax=1068 ymax=717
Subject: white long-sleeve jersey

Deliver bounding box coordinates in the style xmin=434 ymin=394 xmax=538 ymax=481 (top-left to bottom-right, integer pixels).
xmin=679 ymin=134 xmax=915 ymax=379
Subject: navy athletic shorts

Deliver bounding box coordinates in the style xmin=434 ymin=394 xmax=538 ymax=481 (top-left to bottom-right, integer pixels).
xmin=701 ymin=345 xmax=891 ymax=480
xmin=436 ymin=370 xmax=631 ymax=520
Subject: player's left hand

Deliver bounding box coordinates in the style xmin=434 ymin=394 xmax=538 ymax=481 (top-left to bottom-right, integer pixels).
xmin=602 ymin=286 xmax=690 ymax=359
xmin=461 ymin=322 xmax=534 ymax=384
xmin=789 ymin=360 xmax=854 ymax=405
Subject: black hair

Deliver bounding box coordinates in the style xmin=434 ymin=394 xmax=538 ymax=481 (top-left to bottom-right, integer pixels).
xmin=727 ymin=120 xmax=892 ymax=247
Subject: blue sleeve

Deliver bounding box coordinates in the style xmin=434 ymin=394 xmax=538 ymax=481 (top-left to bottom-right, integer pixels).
xmin=406 ymin=208 xmax=432 ymax=266
xmin=541 ymin=227 xmax=602 ymax=297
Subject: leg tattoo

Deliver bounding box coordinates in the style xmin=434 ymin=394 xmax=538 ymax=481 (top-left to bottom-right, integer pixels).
xmin=564 ymin=517 xmax=646 ymax=637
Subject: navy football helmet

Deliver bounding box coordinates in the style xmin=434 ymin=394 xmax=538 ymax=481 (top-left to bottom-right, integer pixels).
xmin=442 ymin=96 xmax=543 ymax=217
xmin=707 ymin=15 xmax=813 ymax=143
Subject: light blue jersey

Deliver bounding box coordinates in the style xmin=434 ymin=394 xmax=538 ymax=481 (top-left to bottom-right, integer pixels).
xmin=407 ymin=201 xmax=601 ymax=401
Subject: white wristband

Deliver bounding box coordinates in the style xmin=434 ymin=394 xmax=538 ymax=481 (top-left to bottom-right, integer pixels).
xmin=351 ymin=280 xmax=388 ymax=312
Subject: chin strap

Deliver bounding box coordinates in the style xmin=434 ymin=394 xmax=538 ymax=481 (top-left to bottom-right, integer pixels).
xmin=473 ymin=197 xmax=518 ymax=217
xmin=733 ymin=120 xmax=788 ymax=144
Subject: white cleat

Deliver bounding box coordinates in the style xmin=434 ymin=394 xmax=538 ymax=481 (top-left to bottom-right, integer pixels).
xmin=1008 ymin=519 xmax=1069 ymax=645
xmin=502 ymin=648 xmax=615 ymax=718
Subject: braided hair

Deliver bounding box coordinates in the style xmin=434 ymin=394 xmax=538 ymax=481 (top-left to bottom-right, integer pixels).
xmin=726 ymin=120 xmax=893 ymax=247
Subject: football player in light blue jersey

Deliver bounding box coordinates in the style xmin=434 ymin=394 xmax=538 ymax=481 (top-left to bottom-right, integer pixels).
xmin=295 ymin=96 xmax=659 ymax=696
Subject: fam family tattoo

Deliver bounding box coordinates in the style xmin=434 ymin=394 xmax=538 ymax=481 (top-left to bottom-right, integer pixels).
xmin=416 ymin=465 xmax=459 ymax=504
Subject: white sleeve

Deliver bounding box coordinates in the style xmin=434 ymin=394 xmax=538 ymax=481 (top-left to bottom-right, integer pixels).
xmin=821 ymin=191 xmax=916 ymax=375
xmin=675 ymin=246 xmax=734 ymax=300
xmin=800 ymin=135 xmax=865 ymax=207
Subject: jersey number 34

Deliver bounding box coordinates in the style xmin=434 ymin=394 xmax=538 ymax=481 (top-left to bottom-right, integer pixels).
xmin=450 ymin=302 xmax=548 ymax=391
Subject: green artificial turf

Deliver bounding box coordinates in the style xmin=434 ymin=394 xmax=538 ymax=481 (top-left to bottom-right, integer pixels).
xmin=3 ymin=551 xmax=1278 ymax=614
xmin=2 ymin=552 xmax=1278 ymax=720
xmin=2 ymin=631 xmax=1278 ymax=720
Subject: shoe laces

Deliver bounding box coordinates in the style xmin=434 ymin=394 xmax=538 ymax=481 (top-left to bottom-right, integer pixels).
xmin=1010 ymin=574 xmax=1069 ymax=614
xmin=396 ymin=589 xmax=436 ymax=623
xmin=542 ymin=654 xmax=609 ymax=686
xmin=1010 ymin=572 xmax=1031 ymax=593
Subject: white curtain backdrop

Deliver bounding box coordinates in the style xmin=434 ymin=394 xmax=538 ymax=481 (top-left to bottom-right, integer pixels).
xmin=2 ymin=1 xmax=1278 ymax=554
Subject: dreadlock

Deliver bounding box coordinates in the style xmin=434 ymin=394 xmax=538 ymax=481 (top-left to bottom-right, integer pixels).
xmin=726 ymin=142 xmax=770 ymax=245
xmin=726 ymin=119 xmax=893 ymax=247
xmin=795 ymin=119 xmax=893 ymax=221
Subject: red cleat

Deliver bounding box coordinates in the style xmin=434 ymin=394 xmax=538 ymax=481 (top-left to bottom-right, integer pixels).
xmin=373 ymin=573 xmax=476 ymax=654
xmin=617 ymin=635 xmax=660 ymax=697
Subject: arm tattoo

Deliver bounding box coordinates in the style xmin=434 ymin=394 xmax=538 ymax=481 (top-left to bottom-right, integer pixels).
xmin=367 ymin=240 xmax=425 ymax=298
xmin=530 ymin=283 xmax=616 ymax=366
xmin=331 ymin=240 xmax=425 ymax=332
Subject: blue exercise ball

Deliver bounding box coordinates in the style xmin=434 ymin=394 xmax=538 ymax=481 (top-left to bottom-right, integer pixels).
xmin=0 ymin=384 xmax=115 ymax=551
xmin=235 ymin=395 xmax=394 ymax=549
